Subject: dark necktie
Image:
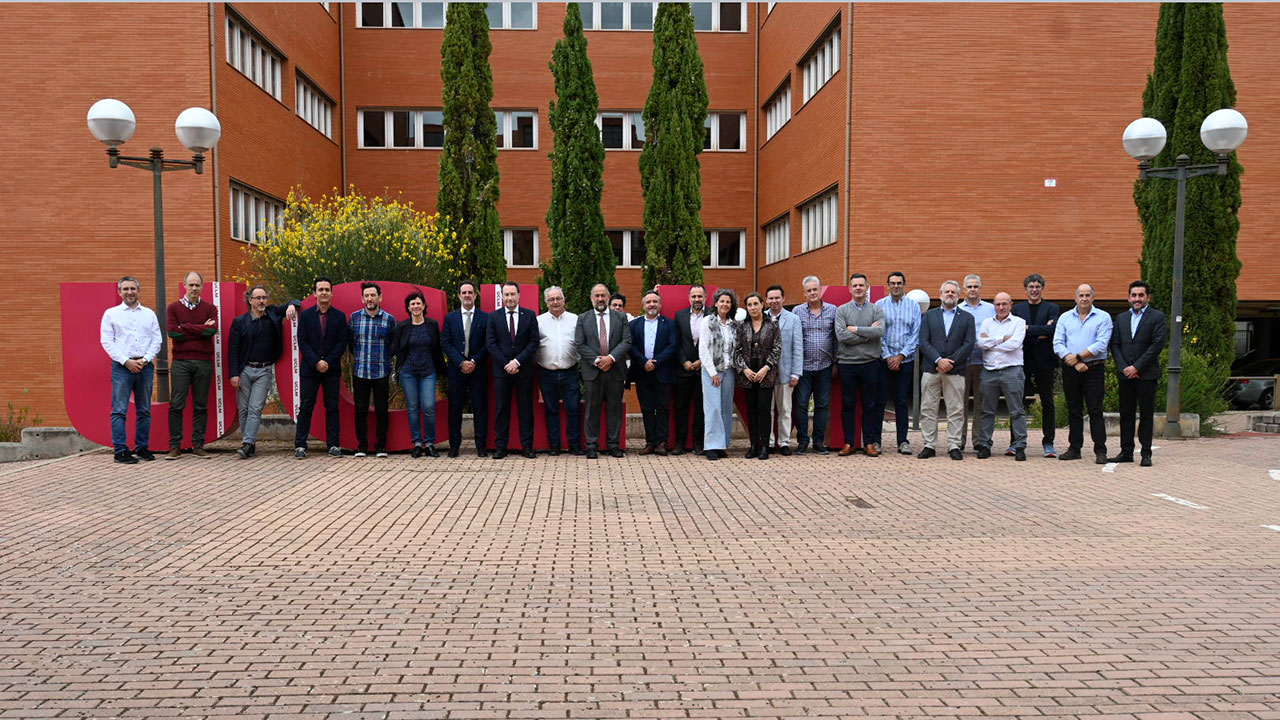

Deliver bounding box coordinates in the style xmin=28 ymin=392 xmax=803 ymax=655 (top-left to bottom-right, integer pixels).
xmin=508 ymin=311 xmax=516 ymax=342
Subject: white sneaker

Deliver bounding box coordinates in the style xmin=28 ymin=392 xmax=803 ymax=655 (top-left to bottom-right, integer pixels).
xmin=294 ymin=447 xmax=307 ymax=459
xmin=328 ymin=446 xmax=342 ymax=457
xmin=375 ymin=451 xmax=388 ymax=458
xmin=898 ymin=442 xmax=912 ymax=455
xmin=354 ymin=450 xmax=367 ymax=458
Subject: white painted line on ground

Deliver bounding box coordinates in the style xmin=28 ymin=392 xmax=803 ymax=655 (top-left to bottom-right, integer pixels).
xmin=1151 ymin=446 xmax=1161 ymax=450
xmin=1151 ymin=493 xmax=1209 ymax=510
xmin=1263 ymin=525 xmax=1280 ymax=533
xmin=1269 ymin=469 xmax=1280 ymax=481
xmin=1101 ymin=463 xmax=1118 ymax=473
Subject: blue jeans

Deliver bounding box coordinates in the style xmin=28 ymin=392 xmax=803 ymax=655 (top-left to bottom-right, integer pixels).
xmin=110 ymin=361 xmax=154 ymax=453
xmin=538 ymin=367 xmax=582 ymax=449
xmin=701 ymin=368 xmax=736 ymax=451
xmin=400 ymin=370 xmax=438 ymax=445
xmin=794 ymin=365 xmax=832 ymax=450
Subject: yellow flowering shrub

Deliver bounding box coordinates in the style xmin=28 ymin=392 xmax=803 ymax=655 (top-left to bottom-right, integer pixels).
xmin=239 ymin=186 xmax=452 ymax=301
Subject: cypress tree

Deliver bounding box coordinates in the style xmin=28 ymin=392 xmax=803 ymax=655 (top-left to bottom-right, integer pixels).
xmin=540 ymin=3 xmax=615 ymax=314
xmin=639 ymin=3 xmax=708 ymax=290
xmin=1134 ymin=3 xmax=1242 ymax=368
xmin=437 ymin=2 xmax=505 ymax=299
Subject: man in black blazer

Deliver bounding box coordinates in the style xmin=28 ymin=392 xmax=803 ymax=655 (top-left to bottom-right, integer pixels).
xmin=576 ymin=283 xmax=633 ymax=459
xmin=485 ymin=281 xmax=539 ymax=459
xmin=229 ymin=285 xmax=299 ymax=459
xmin=629 ymin=290 xmax=678 ymax=455
xmin=441 ymin=280 xmax=489 ymax=457
xmin=917 ymin=280 xmax=976 ymax=460
xmin=295 ymin=277 xmax=349 ymax=458
xmin=1011 ymin=273 xmax=1061 ymax=458
xmin=672 ymin=285 xmax=707 ymax=454
xmin=1109 ymin=280 xmax=1168 ymax=466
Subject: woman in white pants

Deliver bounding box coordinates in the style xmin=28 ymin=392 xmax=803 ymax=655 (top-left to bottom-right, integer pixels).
xmin=699 ymin=289 xmax=739 ymax=460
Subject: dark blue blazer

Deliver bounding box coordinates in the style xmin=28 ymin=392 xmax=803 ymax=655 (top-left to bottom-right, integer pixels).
xmin=919 ymin=307 xmax=975 ymax=375
xmin=485 ymin=306 xmax=539 ymax=377
xmin=442 ymin=306 xmax=489 ymax=368
xmin=297 ymin=305 xmax=349 ymax=377
xmin=1111 ymin=307 xmax=1168 ymax=381
xmin=627 ymin=314 xmax=678 ymax=385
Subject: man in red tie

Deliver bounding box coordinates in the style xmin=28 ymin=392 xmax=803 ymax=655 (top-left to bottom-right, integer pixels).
xmin=575 ymin=283 xmax=633 ymax=459
xmin=485 ymin=282 xmax=539 ymax=459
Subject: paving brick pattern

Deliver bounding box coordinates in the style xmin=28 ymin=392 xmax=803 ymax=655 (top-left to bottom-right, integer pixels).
xmin=2 ymin=432 xmax=1280 ymax=719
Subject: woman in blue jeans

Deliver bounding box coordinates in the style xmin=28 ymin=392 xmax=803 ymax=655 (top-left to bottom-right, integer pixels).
xmin=698 ymin=289 xmax=739 ymax=460
xmin=394 ymin=290 xmax=445 ymax=457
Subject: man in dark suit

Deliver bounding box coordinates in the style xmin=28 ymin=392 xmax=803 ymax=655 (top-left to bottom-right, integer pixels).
xmin=1012 ymin=273 xmax=1061 ymax=458
xmin=672 ymin=284 xmax=707 ymax=455
xmin=917 ymin=280 xmax=976 ymax=461
xmin=442 ymin=280 xmax=489 ymax=457
xmin=576 ymin=283 xmax=632 ymax=459
xmin=1109 ymin=280 xmax=1167 ymax=466
xmin=629 ymin=290 xmax=678 ymax=455
xmin=485 ymin=281 xmax=539 ymax=459
xmin=295 ymin=277 xmax=349 ymax=459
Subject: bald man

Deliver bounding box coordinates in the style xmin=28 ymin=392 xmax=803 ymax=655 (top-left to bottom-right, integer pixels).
xmin=974 ymin=292 xmax=1028 ymax=460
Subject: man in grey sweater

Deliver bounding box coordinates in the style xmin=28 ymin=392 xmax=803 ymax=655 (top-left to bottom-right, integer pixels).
xmin=834 ymin=273 xmax=885 ymax=456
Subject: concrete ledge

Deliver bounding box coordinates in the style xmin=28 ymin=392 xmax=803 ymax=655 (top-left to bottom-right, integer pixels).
xmin=1101 ymin=412 xmax=1200 ymax=438
xmin=0 ymin=442 xmax=27 ymax=463
xmin=20 ymin=427 xmax=103 ymax=459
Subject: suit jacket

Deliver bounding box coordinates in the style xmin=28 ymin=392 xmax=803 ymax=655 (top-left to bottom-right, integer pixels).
xmin=1012 ymin=300 xmax=1061 ymax=370
xmin=228 ymin=301 xmax=301 ymax=378
xmin=441 ymin=306 xmax=489 ymax=373
xmin=919 ymin=307 xmax=976 ymax=375
xmin=297 ymin=305 xmax=349 ymax=377
xmin=1110 ymin=307 xmax=1167 ymax=380
xmin=770 ymin=309 xmax=804 ymax=382
xmin=575 ymin=308 xmax=632 ymax=382
xmin=627 ymin=314 xmax=677 ymax=385
xmin=673 ymin=307 xmax=708 ymax=378
xmin=485 ymin=306 xmax=539 ymax=377
xmin=392 ymin=317 xmax=445 ymax=377
xmin=734 ymin=317 xmax=783 ymax=387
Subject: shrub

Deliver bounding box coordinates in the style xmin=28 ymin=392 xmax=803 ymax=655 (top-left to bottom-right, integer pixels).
xmin=1 ymin=390 xmax=42 ymax=443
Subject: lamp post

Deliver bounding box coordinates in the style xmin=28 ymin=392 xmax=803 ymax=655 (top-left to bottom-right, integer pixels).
xmin=906 ymin=288 xmax=932 ymax=430
xmin=86 ymin=99 xmax=222 ymax=403
xmin=1123 ymin=108 xmax=1247 ymax=439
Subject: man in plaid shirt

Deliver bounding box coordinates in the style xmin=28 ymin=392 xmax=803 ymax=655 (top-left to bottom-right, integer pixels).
xmin=792 ymin=275 xmax=838 ymax=454
xmin=349 ymin=281 xmax=397 ymax=457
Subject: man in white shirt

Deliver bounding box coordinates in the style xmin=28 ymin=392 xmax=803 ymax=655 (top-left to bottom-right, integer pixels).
xmin=99 ymin=276 xmax=162 ymax=464
xmin=536 ymin=286 xmax=582 ymax=455
xmin=974 ymin=292 xmax=1028 ymax=460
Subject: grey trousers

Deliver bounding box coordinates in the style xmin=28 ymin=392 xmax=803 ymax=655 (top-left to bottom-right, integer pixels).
xmin=236 ymin=365 xmax=274 ymax=445
xmin=921 ymin=370 xmax=965 ymax=451
xmin=978 ymin=365 xmax=1027 ymax=450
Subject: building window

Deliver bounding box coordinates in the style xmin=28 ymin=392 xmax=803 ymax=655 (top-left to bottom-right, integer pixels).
xmin=504 ymin=228 xmax=538 ymax=267
xmin=486 ymin=2 xmax=535 ymax=29
xmin=764 ymin=84 xmax=790 ymax=140
xmin=764 ymin=216 xmax=790 ymax=265
xmin=358 ymin=109 xmax=445 ymax=149
xmin=295 ymin=74 xmax=334 ymax=139
xmin=701 ymin=229 xmax=745 ymax=268
xmin=225 ymin=12 xmax=284 ymax=101
xmin=702 ymin=112 xmax=745 ymax=152
xmin=577 ymin=1 xmax=654 ymax=30
xmin=230 ymin=182 xmax=285 ymax=243
xmin=597 ymin=112 xmax=645 ymax=150
xmin=801 ymin=189 xmax=838 ymax=252
xmin=495 ymin=110 xmax=538 ymax=149
xmin=358 ymin=1 xmax=475 ymax=28
xmin=803 ymin=26 xmax=840 ymax=103
xmin=606 ymin=229 xmax=646 ymax=268
xmin=691 ymin=2 xmax=744 ymax=32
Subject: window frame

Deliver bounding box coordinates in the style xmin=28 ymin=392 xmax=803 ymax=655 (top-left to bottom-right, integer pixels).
xmin=606 ymin=229 xmax=646 ymax=268
xmin=764 ymin=215 xmax=790 ymax=265
xmin=358 ymin=108 xmax=447 ymax=149
xmin=596 ymin=111 xmax=645 ymax=151
xmin=800 ymin=188 xmax=839 ymax=253
xmin=702 ymin=112 xmax=747 ymax=152
xmin=577 ymin=1 xmax=657 ymax=31
xmin=356 ymin=1 xmax=536 ymax=29
xmin=295 ymin=71 xmax=335 ymax=139
xmin=229 ymin=181 xmax=286 ymax=244
xmin=503 ymin=228 xmax=540 ymax=268
xmin=703 ymin=229 xmax=746 ymax=269
xmin=763 ymin=82 xmax=791 ymax=141
xmin=802 ymin=25 xmax=841 ymax=104
xmin=495 ymin=110 xmax=539 ymax=150
xmin=225 ymin=10 xmax=286 ymax=102
xmin=690 ymin=2 xmax=746 ymax=32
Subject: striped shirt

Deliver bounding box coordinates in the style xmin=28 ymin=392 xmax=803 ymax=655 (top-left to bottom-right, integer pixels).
xmin=793 ymin=301 xmax=837 ymax=371
xmin=349 ymin=308 xmax=396 ymax=379
xmin=875 ymin=295 xmax=921 ymax=361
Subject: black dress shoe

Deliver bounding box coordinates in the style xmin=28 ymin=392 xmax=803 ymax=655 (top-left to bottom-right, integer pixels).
xmin=654 ymin=447 xmax=668 ymax=456
xmin=570 ymin=447 xmax=585 ymax=456
xmin=716 ymin=450 xmax=728 ymax=459
xmin=1095 ymin=453 xmax=1108 ymax=464
xmin=1140 ymin=456 xmax=1153 ymax=467
xmin=447 ymin=447 xmax=460 ymax=458
xmin=522 ymin=448 xmax=536 ymax=459
xmin=586 ymin=449 xmax=598 ymax=459
xmin=1015 ymin=448 xmax=1026 ymax=461
xmin=1058 ymin=448 xmax=1082 ymax=461
xmin=426 ymin=446 xmax=439 ymax=458
xmin=693 ymin=445 xmax=703 ymax=454
xmin=706 ymin=450 xmax=719 ymax=461
xmin=948 ymin=449 xmax=964 ymax=461
xmin=671 ymin=447 xmax=685 ymax=456
xmin=976 ymin=446 xmax=991 ymax=459
xmin=493 ymin=449 xmax=508 ymax=459
xmin=478 ymin=448 xmax=489 ymax=458
xmin=814 ymin=446 xmax=830 ymax=455
xmin=114 ymin=451 xmax=139 ymax=464
xmin=411 ymin=447 xmax=423 ymax=458
xmin=1106 ymin=454 xmax=1134 ymax=463
xmin=917 ymin=447 xmax=936 ymax=459
xmin=745 ymin=446 xmax=760 ymax=459
xmin=758 ymin=448 xmax=769 ymax=460
xmin=609 ymin=449 xmax=624 ymax=458
xmin=780 ymin=446 xmax=791 ymax=456
xmin=795 ymin=445 xmax=808 ymax=455
xmin=548 ymin=448 xmax=561 ymax=456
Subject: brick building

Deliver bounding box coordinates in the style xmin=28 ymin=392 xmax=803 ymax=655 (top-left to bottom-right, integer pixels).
xmin=1 ymin=2 xmax=1278 ymax=425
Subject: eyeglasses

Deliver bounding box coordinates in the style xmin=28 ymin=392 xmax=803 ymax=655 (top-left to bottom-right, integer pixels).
xmin=250 ymin=295 xmax=269 ymax=300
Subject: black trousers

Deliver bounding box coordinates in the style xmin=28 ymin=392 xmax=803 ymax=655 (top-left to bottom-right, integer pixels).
xmin=673 ymin=373 xmax=704 ymax=450
xmin=1061 ymin=362 xmax=1107 ymax=455
xmin=494 ymin=370 xmax=535 ymax=449
xmin=447 ymin=365 xmax=488 ymax=450
xmin=584 ymin=367 xmax=625 ymax=450
xmin=743 ymin=384 xmax=774 ymax=452
xmin=879 ymin=359 xmax=913 ymax=446
xmin=1023 ymin=364 xmax=1058 ymax=446
xmin=169 ymin=358 xmax=213 ymax=448
xmin=296 ymin=370 xmax=341 ymax=449
xmin=1118 ymin=376 xmax=1157 ymax=457
xmin=635 ymin=378 xmax=672 ymax=447
xmin=352 ymin=375 xmax=390 ymax=452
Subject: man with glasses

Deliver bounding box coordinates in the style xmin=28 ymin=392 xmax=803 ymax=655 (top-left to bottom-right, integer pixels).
xmin=875 ymin=271 xmax=921 ymax=455
xmin=1012 ymin=273 xmax=1060 ymax=458
xmin=957 ymin=273 xmax=995 ymax=453
xmin=228 ymin=286 xmax=298 ymax=459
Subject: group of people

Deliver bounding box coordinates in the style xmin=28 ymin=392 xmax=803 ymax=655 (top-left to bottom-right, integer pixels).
xmin=101 ymin=270 xmax=1166 ymax=467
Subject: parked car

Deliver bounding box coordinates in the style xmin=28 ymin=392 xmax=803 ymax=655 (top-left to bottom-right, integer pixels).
xmin=1227 ymin=357 xmax=1280 ymax=409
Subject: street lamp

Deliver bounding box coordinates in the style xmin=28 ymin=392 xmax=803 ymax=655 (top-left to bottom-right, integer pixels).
xmin=906 ymin=288 xmax=932 ymax=430
xmin=87 ymin=99 xmax=222 ymax=402
xmin=1123 ymin=108 xmax=1247 ymax=438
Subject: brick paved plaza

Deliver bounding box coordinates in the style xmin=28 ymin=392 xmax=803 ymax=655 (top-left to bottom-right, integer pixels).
xmin=2 ymin=432 xmax=1280 ymax=719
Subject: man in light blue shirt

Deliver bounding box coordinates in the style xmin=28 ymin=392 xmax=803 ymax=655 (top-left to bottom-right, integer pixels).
xmin=1052 ymin=283 xmax=1113 ymax=463
xmin=957 ymin=274 xmax=996 ymax=452
xmin=875 ymin=271 xmax=921 ymax=454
